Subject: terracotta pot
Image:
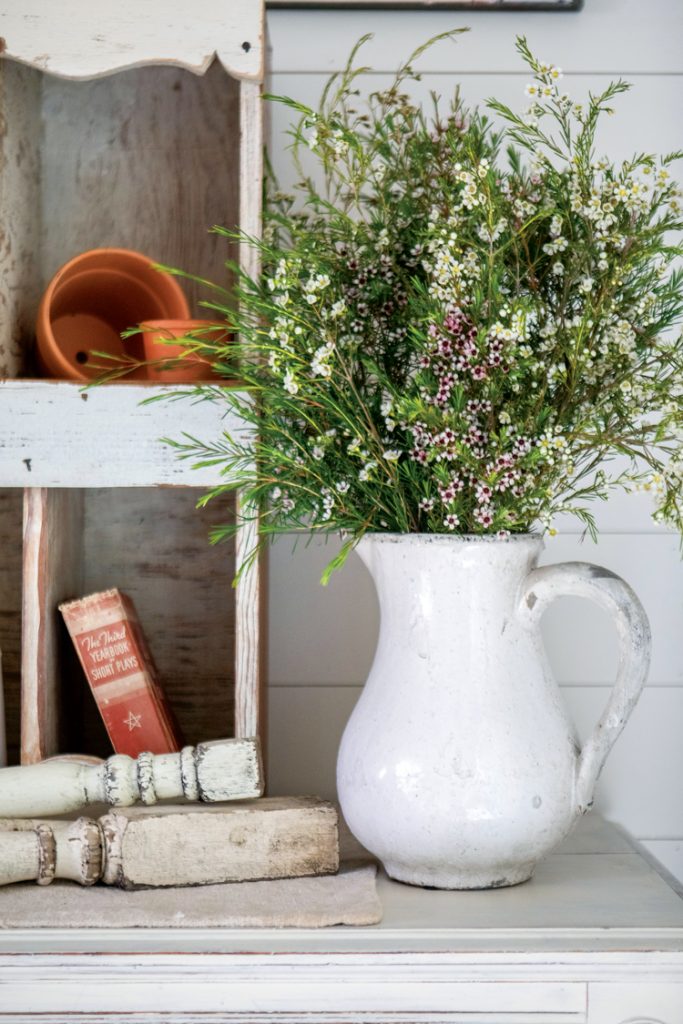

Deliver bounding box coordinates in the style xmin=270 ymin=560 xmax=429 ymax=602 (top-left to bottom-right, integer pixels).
xmin=140 ymin=319 xmax=228 ymax=382
xmin=36 ymin=249 xmax=190 ymax=381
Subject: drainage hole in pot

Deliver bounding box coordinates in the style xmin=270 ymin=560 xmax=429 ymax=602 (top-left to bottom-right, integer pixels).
xmin=76 ymin=351 xmax=88 ymax=364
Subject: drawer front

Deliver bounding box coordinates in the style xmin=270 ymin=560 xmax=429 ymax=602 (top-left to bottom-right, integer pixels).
xmin=588 ymin=982 xmax=683 ymax=1024
xmin=0 ymin=978 xmax=587 ymax=1022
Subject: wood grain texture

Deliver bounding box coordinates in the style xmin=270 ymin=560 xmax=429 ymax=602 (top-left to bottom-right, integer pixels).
xmin=79 ymin=488 xmax=237 ymax=755
xmin=0 ymin=60 xmax=42 ymax=377
xmin=0 ymin=0 xmax=264 ymax=81
xmin=19 ymin=487 xmax=241 ymax=762
xmin=0 ymin=488 xmax=22 ymax=765
xmin=21 ymin=489 xmax=84 ymax=764
xmin=40 ymin=61 xmax=239 ymax=314
xmin=0 ymin=797 xmax=343 ymax=892
xmin=0 ymin=382 xmax=249 ymax=487
xmin=104 ymin=797 xmax=338 ymax=889
xmin=234 ymin=79 xmax=266 ymax=746
xmin=234 ymin=503 xmax=264 ymax=744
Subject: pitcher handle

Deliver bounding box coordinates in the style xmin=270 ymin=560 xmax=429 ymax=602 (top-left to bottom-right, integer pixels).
xmin=519 ymin=561 xmax=651 ymax=814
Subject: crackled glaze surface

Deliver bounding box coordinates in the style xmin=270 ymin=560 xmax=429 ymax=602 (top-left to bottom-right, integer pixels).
xmin=337 ymin=534 xmax=651 ymax=889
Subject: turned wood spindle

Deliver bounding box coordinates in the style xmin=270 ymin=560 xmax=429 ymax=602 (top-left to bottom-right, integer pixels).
xmin=0 ymin=738 xmax=263 ymax=818
xmin=0 ymin=798 xmax=339 ymax=890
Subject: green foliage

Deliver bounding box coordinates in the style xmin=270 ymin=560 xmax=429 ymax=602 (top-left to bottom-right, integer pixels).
xmin=169 ymin=33 xmax=683 ymax=579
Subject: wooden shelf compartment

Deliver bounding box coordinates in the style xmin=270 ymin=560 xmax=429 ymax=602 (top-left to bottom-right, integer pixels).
xmin=0 ymin=382 xmax=261 ymax=767
xmin=0 ymin=1 xmax=265 ymax=765
xmin=22 ymin=486 xmax=239 ymax=764
xmin=0 ymin=58 xmax=241 ymax=379
xmin=0 ymin=1 xmax=264 ymax=380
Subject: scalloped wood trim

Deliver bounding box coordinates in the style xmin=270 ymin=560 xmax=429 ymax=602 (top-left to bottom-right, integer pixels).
xmin=0 ymin=1 xmax=264 ymax=82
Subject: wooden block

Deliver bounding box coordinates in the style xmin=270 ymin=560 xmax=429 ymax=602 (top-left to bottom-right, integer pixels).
xmin=103 ymin=797 xmax=339 ymax=889
xmin=0 ymin=798 xmax=339 ymax=889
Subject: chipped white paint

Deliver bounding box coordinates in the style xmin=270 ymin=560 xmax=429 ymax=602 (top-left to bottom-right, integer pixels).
xmin=0 ymin=1 xmax=263 ymax=81
xmin=103 ymin=797 xmax=339 ymax=889
xmin=0 ymin=738 xmax=263 ymax=818
xmin=337 ymin=534 xmax=651 ymax=890
xmin=0 ymin=797 xmax=338 ymax=889
xmin=0 ymin=816 xmax=102 ymax=887
xmin=234 ymin=76 xmax=266 ymax=744
xmin=0 ymin=381 xmax=249 ymax=488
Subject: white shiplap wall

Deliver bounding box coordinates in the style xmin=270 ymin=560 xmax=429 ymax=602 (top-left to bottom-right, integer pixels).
xmin=265 ymin=0 xmax=683 ymax=881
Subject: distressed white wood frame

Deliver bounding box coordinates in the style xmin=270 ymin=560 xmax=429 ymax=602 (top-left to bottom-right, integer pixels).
xmin=0 ymin=1 xmax=265 ymax=763
xmin=0 ymin=383 xmax=252 ymax=488
xmin=0 ymin=1 xmax=264 ymax=82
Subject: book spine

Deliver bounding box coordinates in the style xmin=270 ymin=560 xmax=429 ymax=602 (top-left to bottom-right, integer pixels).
xmin=60 ymin=590 xmax=183 ymax=757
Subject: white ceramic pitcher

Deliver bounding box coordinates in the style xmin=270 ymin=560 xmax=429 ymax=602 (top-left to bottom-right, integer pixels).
xmin=336 ymin=534 xmax=650 ymax=889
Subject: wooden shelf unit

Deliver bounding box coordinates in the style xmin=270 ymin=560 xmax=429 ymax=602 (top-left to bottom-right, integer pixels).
xmin=0 ymin=2 xmax=265 ymax=765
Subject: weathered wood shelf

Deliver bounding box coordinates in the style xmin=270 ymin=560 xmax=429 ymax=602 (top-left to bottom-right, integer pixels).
xmin=0 ymin=0 xmax=265 ymax=766
xmin=0 ymin=381 xmax=260 ymax=765
xmin=0 ymin=381 xmax=248 ymax=488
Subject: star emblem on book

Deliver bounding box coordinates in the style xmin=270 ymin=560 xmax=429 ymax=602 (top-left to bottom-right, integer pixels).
xmin=124 ymin=711 xmax=142 ymax=731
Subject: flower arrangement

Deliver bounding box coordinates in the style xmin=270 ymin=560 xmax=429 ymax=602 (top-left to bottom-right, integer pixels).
xmin=169 ymin=32 xmax=683 ymax=578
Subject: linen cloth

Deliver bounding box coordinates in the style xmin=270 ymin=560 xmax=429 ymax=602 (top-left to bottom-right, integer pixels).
xmin=0 ymin=860 xmax=381 ymax=928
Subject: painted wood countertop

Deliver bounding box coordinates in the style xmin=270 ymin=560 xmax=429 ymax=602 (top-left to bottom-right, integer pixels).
xmin=0 ymin=815 xmax=682 ymax=1022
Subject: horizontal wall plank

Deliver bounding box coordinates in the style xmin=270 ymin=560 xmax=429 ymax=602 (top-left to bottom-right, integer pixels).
xmin=269 ymin=534 xmax=377 ymax=687
xmin=268 ymin=73 xmax=683 ymax=192
xmin=267 ymin=683 xmax=683 ymax=862
xmin=0 ymin=381 xmax=249 ymax=487
xmin=267 ymin=0 xmax=683 ymax=75
xmin=268 ymin=684 xmax=359 ymax=801
xmin=269 ymin=533 xmax=683 ymax=686
xmin=563 ymin=686 xmax=683 ymax=839
xmin=538 ymin=533 xmax=683 ymax=687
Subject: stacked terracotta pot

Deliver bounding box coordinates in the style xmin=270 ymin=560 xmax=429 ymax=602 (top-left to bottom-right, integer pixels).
xmin=36 ymin=248 xmax=223 ymax=383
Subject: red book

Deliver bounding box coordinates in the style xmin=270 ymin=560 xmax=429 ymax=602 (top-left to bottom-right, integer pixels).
xmin=59 ymin=589 xmax=183 ymax=757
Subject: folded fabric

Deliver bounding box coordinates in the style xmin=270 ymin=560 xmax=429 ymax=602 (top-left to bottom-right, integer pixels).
xmin=0 ymin=861 xmax=381 ymax=929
